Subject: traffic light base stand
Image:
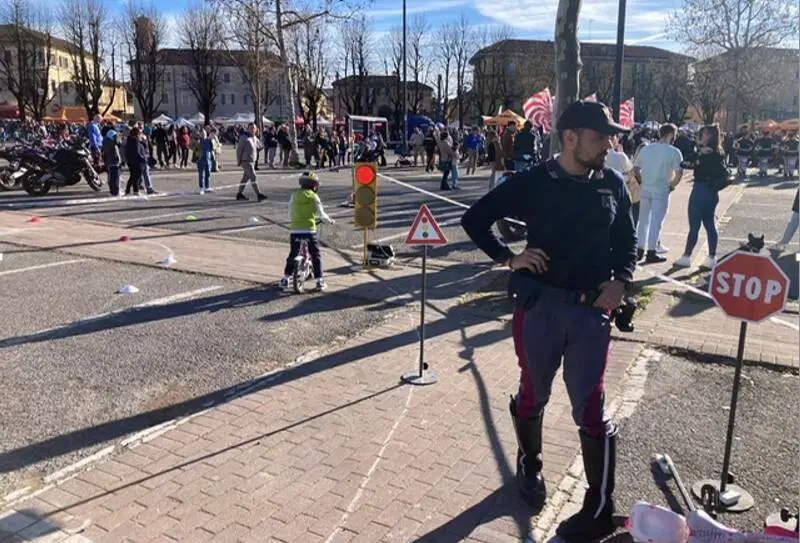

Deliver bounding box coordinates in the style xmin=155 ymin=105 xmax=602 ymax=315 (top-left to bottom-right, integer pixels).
xmin=690 ymin=479 xmax=754 ymax=513
xmin=401 ymin=370 xmax=439 ymax=386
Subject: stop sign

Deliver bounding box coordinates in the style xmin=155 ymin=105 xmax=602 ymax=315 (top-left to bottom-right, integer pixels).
xmin=709 ymin=251 xmax=790 ymax=322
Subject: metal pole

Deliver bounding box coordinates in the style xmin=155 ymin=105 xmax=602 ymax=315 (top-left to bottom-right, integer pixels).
xmin=363 ymin=228 xmax=368 ymax=267
xmin=611 ymin=0 xmax=627 ymax=121
xmin=418 ymin=244 xmax=427 ymax=377
xmin=719 ymin=321 xmax=747 ymax=494
xmin=402 ymin=0 xmax=408 ymax=155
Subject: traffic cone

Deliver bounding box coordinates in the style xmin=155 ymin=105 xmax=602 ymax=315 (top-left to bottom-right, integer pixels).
xmin=248 ymin=217 xmax=260 ymax=224
xmin=29 ymin=216 xmax=41 ymax=223
xmin=184 ymin=215 xmax=197 ymax=222
xmin=119 ymin=235 xmax=130 ymax=242
xmin=160 ymin=255 xmax=176 ymax=266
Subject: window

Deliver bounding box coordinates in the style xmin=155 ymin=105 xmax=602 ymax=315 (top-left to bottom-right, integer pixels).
xmin=243 ymin=94 xmax=249 ymax=105
xmin=223 ymin=72 xmax=231 ymax=83
xmin=165 ymin=72 xmax=171 ymax=83
xmin=161 ymin=92 xmax=169 ymax=104
xmin=182 ymin=93 xmax=190 ymax=106
xmin=505 ymin=62 xmax=516 ymax=78
xmin=230 ymin=93 xmax=235 ymax=105
xmin=4 ymin=50 xmax=12 ymax=63
xmin=221 ymin=94 xmax=226 ymax=105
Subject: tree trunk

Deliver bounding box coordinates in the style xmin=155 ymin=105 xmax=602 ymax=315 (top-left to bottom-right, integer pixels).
xmin=550 ymin=0 xmax=583 ymax=157
xmin=275 ymin=0 xmax=299 ymax=165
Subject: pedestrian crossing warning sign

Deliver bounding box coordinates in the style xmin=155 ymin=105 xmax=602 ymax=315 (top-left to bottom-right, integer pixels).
xmin=405 ymin=204 xmax=448 ymax=245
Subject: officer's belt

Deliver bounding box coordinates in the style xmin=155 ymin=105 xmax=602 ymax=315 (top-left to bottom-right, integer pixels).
xmin=508 ymin=271 xmax=599 ymax=310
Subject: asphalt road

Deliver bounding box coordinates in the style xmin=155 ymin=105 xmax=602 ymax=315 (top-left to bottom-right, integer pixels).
xmin=613 ymin=352 xmax=799 ymax=537
xmin=0 ymin=147 xmax=498 ymax=264
xmin=0 ymin=242 xmax=407 ymax=498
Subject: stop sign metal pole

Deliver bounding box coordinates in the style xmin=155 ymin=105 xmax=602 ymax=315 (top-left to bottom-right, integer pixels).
xmin=720 ymin=320 xmax=747 ymax=496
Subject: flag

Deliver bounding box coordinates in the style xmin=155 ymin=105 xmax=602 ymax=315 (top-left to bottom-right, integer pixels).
xmin=619 ymin=97 xmax=635 ymax=129
xmin=523 ymin=88 xmax=553 ymax=132
xmin=583 ymin=93 xmax=597 ymax=102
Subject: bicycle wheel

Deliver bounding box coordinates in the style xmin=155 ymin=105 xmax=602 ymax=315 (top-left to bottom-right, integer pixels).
xmin=292 ymin=258 xmax=305 ymax=293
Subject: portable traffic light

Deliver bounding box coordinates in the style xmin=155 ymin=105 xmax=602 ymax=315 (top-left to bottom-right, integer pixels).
xmin=353 ymin=162 xmax=378 ymax=229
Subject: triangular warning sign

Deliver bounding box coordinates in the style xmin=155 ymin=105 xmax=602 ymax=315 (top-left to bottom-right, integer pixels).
xmin=405 ymin=204 xmax=448 ymax=245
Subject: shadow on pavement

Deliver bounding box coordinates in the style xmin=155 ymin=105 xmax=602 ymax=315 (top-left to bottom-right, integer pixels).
xmin=0 ymin=508 xmax=74 ymax=540
xmin=1 ymin=385 xmax=402 ymax=523
xmin=0 ymin=297 xmax=490 ymax=474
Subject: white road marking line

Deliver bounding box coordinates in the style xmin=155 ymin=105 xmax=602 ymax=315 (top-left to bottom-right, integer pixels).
xmin=0 ymin=259 xmax=87 ymax=276
xmin=216 ymin=224 xmax=271 ymax=235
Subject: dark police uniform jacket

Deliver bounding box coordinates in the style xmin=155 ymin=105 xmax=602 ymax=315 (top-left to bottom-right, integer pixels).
xmin=461 ymin=158 xmax=637 ymax=292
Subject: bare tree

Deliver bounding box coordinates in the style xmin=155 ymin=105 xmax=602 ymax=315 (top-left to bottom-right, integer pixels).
xmin=446 ymin=13 xmax=474 ymax=128
xmin=339 ymin=16 xmax=371 ymax=116
xmin=182 ymin=4 xmax=224 ymax=125
xmin=227 ymin=0 xmax=278 ymax=131
xmin=61 ymin=0 xmax=116 ymax=119
xmin=120 ymin=2 xmax=165 ymax=122
xmin=407 ymin=16 xmax=432 ymax=114
xmin=0 ymin=0 xmax=56 ymax=121
xmin=669 ymin=0 xmax=798 ymax=128
xmin=470 ymin=24 xmax=515 ymax=117
xmin=384 ymin=25 xmax=404 ymax=130
xmin=690 ymin=61 xmax=728 ymax=124
xmin=551 ymin=0 xmax=583 ymax=155
xmin=290 ymin=19 xmax=330 ymax=132
xmin=651 ymin=60 xmax=691 ymax=123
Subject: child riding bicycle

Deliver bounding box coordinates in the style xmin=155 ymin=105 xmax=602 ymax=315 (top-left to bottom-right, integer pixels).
xmin=280 ymin=171 xmax=335 ymax=291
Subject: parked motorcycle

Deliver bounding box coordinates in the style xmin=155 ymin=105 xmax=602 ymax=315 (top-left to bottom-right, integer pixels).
xmin=0 ymin=146 xmax=27 ymax=191
xmin=17 ymin=141 xmax=102 ymax=196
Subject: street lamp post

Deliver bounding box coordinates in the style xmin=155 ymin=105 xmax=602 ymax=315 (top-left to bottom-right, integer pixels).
xmin=611 ymin=0 xmax=627 ymax=122
xmin=402 ymin=0 xmax=408 ymax=154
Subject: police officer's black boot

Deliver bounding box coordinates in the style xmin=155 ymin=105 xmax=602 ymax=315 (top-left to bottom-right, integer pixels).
xmin=556 ymin=426 xmax=618 ymax=542
xmin=509 ymin=397 xmax=546 ymax=507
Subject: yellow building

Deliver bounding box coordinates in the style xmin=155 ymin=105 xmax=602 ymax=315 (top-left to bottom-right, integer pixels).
xmin=0 ymin=24 xmax=132 ymax=121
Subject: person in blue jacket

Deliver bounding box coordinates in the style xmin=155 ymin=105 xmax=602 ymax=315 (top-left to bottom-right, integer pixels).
xmin=197 ymin=128 xmax=214 ymax=193
xmin=87 ymin=114 xmax=103 ymax=168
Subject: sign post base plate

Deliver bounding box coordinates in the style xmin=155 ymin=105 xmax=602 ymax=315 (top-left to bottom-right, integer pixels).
xmin=401 ymin=370 xmax=439 ymax=386
xmin=691 ymin=479 xmax=755 ymax=513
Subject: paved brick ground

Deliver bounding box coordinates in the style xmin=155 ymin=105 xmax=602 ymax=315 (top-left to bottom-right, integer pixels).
xmin=0 ymin=299 xmax=654 ymax=542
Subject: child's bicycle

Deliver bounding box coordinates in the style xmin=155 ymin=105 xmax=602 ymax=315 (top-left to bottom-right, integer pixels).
xmin=291 ymin=236 xmax=314 ymax=293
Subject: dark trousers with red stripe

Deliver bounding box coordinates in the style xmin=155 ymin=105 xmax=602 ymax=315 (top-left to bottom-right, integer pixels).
xmin=512 ymin=301 xmax=613 ymax=437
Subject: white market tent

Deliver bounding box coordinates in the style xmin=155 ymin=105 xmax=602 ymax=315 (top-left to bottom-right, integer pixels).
xmin=188 ymin=112 xmax=206 ymax=124
xmin=151 ymin=114 xmax=172 ymax=125
xmin=172 ymin=117 xmax=195 ymax=128
xmin=221 ymin=113 xmax=274 ymax=126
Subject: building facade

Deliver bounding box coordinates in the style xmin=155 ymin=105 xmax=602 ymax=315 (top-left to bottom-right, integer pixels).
xmin=138 ymin=49 xmax=291 ymax=122
xmin=329 ymin=75 xmax=435 ymax=119
xmin=0 ymin=24 xmax=132 ymax=120
xmin=469 ymin=39 xmax=694 ymax=123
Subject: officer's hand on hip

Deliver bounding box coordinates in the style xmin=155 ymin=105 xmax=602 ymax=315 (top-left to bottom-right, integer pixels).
xmin=594 ymin=280 xmax=627 ymax=312
xmin=508 ymin=248 xmax=549 ymax=274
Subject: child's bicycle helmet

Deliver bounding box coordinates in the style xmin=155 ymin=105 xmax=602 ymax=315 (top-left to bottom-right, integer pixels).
xmin=299 ymin=171 xmax=320 ymax=191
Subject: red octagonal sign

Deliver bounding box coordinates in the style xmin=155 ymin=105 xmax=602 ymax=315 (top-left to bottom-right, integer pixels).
xmin=709 ymin=251 xmax=790 ymax=322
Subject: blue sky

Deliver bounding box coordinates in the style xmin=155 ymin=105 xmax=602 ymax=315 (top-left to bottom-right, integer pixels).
xmin=103 ymin=0 xmax=686 ymax=57
xmin=365 ymin=0 xmax=685 ymax=52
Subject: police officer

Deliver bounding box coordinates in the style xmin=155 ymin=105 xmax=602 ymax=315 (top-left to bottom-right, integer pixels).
xmin=461 ymin=100 xmax=637 ymax=542
xmin=782 ymin=132 xmax=798 ymax=179
xmin=733 ymin=132 xmax=753 ymax=178
xmin=754 ymin=130 xmax=775 ymax=177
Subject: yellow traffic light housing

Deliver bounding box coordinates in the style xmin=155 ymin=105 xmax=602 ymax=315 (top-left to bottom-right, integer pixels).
xmin=353 ymin=162 xmax=378 ymax=229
